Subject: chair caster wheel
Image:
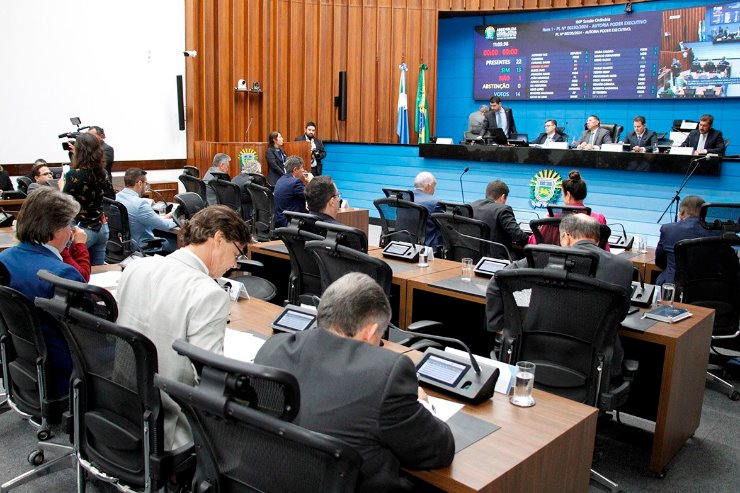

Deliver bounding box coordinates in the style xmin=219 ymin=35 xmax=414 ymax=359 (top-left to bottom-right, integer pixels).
xmin=656 ymin=468 xmax=668 ymax=479
xmin=28 ymin=449 xmax=44 ymax=466
xmin=37 ymin=428 xmax=51 ymax=441
xmin=730 ymin=390 xmax=740 ymax=401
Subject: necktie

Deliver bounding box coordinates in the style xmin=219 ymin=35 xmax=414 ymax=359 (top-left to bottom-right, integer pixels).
xmin=589 ymin=132 xmax=596 ymax=145
xmin=496 ymin=111 xmax=502 ymax=129
xmin=697 ymin=134 xmax=706 ymax=151
xmin=637 ymin=134 xmax=643 ymax=146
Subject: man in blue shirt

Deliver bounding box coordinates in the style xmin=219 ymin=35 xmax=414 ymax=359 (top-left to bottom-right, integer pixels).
xmin=274 ymin=156 xmax=312 ymax=228
xmin=116 ymin=168 xmax=177 ymax=254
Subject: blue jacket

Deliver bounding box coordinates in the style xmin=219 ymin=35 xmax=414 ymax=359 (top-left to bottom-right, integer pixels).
xmin=274 ymin=174 xmax=307 ymax=228
xmin=116 ymin=188 xmax=176 ymax=250
xmin=0 ymin=242 xmax=85 ymax=397
xmin=413 ymin=188 xmax=444 ymax=247
xmin=655 ymin=216 xmax=720 ymax=285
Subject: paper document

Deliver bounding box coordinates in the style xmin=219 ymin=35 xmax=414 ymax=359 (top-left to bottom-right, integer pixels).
xmin=427 ymin=396 xmax=464 ymax=422
xmin=223 ymin=329 xmax=266 ymax=363
xmin=88 ymin=271 xmax=123 ymax=294
xmin=445 ymin=347 xmax=515 ymax=395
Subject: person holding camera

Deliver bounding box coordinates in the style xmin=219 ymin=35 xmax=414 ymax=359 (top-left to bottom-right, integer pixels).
xmin=294 ymin=121 xmax=326 ymax=176
xmin=88 ymin=126 xmax=115 ymax=179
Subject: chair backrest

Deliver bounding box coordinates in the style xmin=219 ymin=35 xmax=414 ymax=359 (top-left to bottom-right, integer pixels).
xmin=247 ymin=173 xmax=267 ymax=187
xmin=210 ymin=179 xmax=242 ymax=213
xmin=173 ymin=192 xmax=206 ymax=227
xmin=179 ymin=174 xmax=207 ymax=203
xmin=245 ymin=182 xmax=276 ymax=242
xmin=103 ymin=197 xmax=134 ymax=263
xmin=546 ymin=205 xmax=592 ymax=217
xmin=381 ymin=187 xmax=414 ymax=201
xmin=530 ymin=217 xmax=611 ymax=250
xmin=0 ymin=284 xmax=66 ymax=419
xmin=600 ymin=123 xmax=623 ymax=142
xmin=275 ymin=225 xmax=325 ymax=305
xmin=555 ymin=127 xmax=568 ymax=142
xmin=37 ymin=269 xmax=118 ymax=322
xmin=524 ymin=244 xmax=600 ymax=277
xmin=373 ymin=197 xmax=428 ymax=247
xmin=674 ymin=235 xmax=740 ymax=336
xmin=305 ymin=240 xmax=393 ymax=297
xmin=0 ymin=259 xmax=10 ymax=286
xmin=496 ymin=268 xmax=629 ymax=405
xmin=16 ymin=176 xmax=32 ymax=194
xmin=35 ymin=291 xmax=166 ymax=489
xmin=438 ymin=200 xmax=474 ymax=218
xmin=209 ymin=171 xmax=231 ymax=182
xmin=283 ymin=211 xmax=322 ymax=235
xmin=183 ymin=166 xmax=200 ymax=178
xmin=431 ymin=212 xmax=503 ymax=262
xmin=317 ymin=221 xmax=368 ymax=253
xmin=154 ymin=340 xmax=361 ymax=493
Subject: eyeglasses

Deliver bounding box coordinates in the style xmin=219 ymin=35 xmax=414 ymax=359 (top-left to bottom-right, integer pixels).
xmin=233 ymin=242 xmax=247 ymax=262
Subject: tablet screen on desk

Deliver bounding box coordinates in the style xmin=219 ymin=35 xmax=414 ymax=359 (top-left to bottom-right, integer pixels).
xmin=475 ymin=257 xmax=509 ymax=276
xmin=417 ymin=353 xmax=470 ymax=387
xmin=273 ymin=308 xmax=316 ymax=333
xmin=385 ymin=243 xmax=411 ymax=255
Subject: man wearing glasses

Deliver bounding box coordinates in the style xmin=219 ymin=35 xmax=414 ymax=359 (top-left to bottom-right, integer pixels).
xmin=27 ymin=161 xmax=57 ymax=193
xmin=115 ymin=168 xmax=177 ymax=254
xmin=305 ymin=175 xmax=341 ymax=224
xmin=532 ymin=119 xmax=564 ymax=145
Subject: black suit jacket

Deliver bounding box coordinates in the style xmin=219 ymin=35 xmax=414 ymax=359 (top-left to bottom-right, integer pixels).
xmin=294 ymin=134 xmax=327 ymax=174
xmin=102 ymin=142 xmax=115 ymax=178
xmin=655 ymin=216 xmax=720 ymax=285
xmin=532 ymin=132 xmax=564 ymax=145
xmin=255 ymin=328 xmax=455 ymax=493
xmin=265 ymin=147 xmax=287 ymax=186
xmin=471 ymin=199 xmax=530 ymax=251
xmin=624 ymin=130 xmax=658 ymax=150
xmin=482 ymin=107 xmax=517 ymax=138
xmin=681 ymin=128 xmax=725 ymax=155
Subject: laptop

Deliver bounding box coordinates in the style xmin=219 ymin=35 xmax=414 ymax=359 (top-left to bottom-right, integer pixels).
xmin=508 ymin=133 xmax=529 ymax=147
xmin=483 ymin=127 xmax=508 ymax=146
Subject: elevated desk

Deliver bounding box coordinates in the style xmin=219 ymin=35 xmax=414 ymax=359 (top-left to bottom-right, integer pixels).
xmin=227 ymin=296 xmax=597 ymax=493
xmin=403 ymin=268 xmax=714 ymax=476
xmin=419 ymin=143 xmax=722 ymax=176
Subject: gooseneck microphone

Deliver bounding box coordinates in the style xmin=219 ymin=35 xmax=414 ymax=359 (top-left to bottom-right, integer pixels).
xmin=459 ymin=167 xmax=470 ymax=203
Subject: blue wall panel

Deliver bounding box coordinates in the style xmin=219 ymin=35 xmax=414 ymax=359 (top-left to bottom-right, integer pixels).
xmin=436 ymin=0 xmax=740 ymax=155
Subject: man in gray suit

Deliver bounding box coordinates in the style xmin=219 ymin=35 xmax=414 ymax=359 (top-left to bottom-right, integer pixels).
xmin=256 ymin=272 xmax=455 ymax=492
xmin=203 ymin=153 xmax=231 ymax=205
xmin=576 ymin=114 xmax=612 ymax=150
xmin=486 ymin=214 xmax=632 ymax=374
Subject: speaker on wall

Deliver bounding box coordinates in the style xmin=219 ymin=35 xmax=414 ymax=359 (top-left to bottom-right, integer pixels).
xmin=176 ymin=75 xmax=185 ymax=131
xmin=335 ymin=71 xmax=347 ymax=121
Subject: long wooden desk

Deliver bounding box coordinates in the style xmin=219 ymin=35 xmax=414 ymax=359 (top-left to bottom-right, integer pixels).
xmin=226 ymin=296 xmax=597 ymax=493
xmin=0 ymin=226 xmax=18 ymax=252
xmin=403 ymin=267 xmax=714 ymax=476
xmin=624 ymin=247 xmax=662 ymax=284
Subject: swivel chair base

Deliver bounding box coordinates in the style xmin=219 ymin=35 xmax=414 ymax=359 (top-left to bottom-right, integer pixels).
xmin=706 ymin=369 xmax=740 ymax=400
xmin=590 ymin=468 xmax=620 ymax=492
xmin=0 ymin=441 xmax=76 ymax=492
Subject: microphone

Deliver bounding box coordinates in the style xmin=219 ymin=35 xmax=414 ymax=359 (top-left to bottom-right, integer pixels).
xmin=691 ymin=154 xmax=711 ymax=162
xmin=244 ymin=117 xmax=253 ymax=142
xmin=459 ymin=167 xmax=470 ymax=203
xmin=457 ymin=233 xmax=513 ymax=262
xmin=396 ymin=327 xmax=482 ymax=374
xmin=146 ymin=187 xmax=173 ymax=214
xmin=379 ymin=230 xmax=411 ymax=241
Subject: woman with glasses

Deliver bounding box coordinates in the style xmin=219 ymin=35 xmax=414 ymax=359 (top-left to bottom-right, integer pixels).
xmin=116 ymin=205 xmax=250 ymax=451
xmin=63 ymin=133 xmax=115 ymax=265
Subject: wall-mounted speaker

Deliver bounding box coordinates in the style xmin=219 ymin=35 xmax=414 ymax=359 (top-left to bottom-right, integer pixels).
xmin=335 ymin=71 xmax=347 ymax=121
xmin=176 ymin=75 xmax=185 ymax=131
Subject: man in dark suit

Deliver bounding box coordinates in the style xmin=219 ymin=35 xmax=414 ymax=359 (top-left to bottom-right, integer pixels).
xmin=88 ymin=126 xmax=114 ymax=178
xmin=273 ymin=155 xmax=311 ymax=227
xmin=255 ymin=272 xmax=455 ymax=493
xmin=624 ymin=115 xmax=658 ymax=153
xmin=203 ymin=153 xmax=231 ymax=205
xmin=486 ymin=214 xmax=632 ymax=375
xmin=294 ymin=121 xmax=327 ymax=176
xmin=576 ymin=115 xmax=612 ymax=150
xmin=681 ymin=114 xmax=725 ymax=156
xmin=482 ymin=96 xmax=517 ymax=139
xmin=305 ymin=175 xmax=340 ymax=224
xmin=532 ymin=119 xmax=564 ymax=145
xmin=655 ymin=195 xmax=719 ymax=285
xmin=471 ymin=180 xmax=530 ymax=258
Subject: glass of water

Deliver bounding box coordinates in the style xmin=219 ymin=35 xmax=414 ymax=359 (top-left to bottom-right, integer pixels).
xmin=661 ymin=283 xmax=675 ymax=306
xmin=510 ymin=361 xmax=536 ymax=407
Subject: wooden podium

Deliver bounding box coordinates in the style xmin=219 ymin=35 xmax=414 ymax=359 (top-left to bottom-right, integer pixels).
xmin=194 ymin=141 xmax=311 ymax=178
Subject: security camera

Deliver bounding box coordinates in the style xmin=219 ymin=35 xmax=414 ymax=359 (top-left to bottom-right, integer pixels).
xmin=183 ymin=50 xmax=197 ymax=57
xmin=237 ymin=79 xmax=247 ymax=90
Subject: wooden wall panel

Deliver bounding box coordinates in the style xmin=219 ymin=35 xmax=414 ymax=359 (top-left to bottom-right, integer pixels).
xmin=185 ymin=0 xmax=640 ymax=164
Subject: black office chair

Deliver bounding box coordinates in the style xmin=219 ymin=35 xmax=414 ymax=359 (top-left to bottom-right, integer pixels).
xmin=674 ymin=229 xmax=740 ymax=400
xmin=35 ymin=271 xmax=194 ymax=492
xmin=245 ymin=182 xmax=276 ymax=242
xmin=16 ymin=176 xmax=32 ymax=195
xmin=208 ymin=171 xmax=231 ymax=182
xmin=275 ymin=222 xmax=325 ymax=306
xmin=179 ymin=174 xmax=208 ymax=204
xmin=555 ymin=127 xmax=568 ymax=142
xmin=431 ymin=212 xmax=508 ymax=262
xmin=373 ymin=197 xmax=428 ymax=247
xmin=523 ymin=244 xmax=600 ymax=276
xmin=1 ymin=190 xmax=26 ymax=199
xmin=381 ymin=187 xmax=414 ymax=201
xmin=155 ymin=340 xmax=362 ymax=493
xmin=598 ymin=123 xmax=623 ymax=143
xmin=546 ymin=205 xmax=591 ymax=217
xmin=103 ymin=197 xmax=165 ymax=263
xmin=317 ymin=220 xmax=368 ymax=253
xmin=496 ymin=267 xmax=633 ymax=492
xmin=245 ymin=173 xmax=266 ymax=187
xmin=438 ymin=200 xmax=474 ymax=218
xmin=209 ymin=179 xmax=243 ymax=214
xmin=225 ymin=259 xmax=278 ymax=302
xmin=530 ymin=217 xmax=611 ymax=250
xmin=172 ymin=192 xmax=206 ymax=227
xmin=183 ymin=166 xmax=200 ymax=178
xmin=0 ymin=259 xmax=9 ymax=286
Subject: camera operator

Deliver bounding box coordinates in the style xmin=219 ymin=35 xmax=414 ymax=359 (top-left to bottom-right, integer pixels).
xmin=294 ymin=121 xmax=326 ymax=176
xmin=88 ymin=126 xmax=115 ymax=178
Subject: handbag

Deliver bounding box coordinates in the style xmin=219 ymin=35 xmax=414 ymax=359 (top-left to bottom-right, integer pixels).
xmin=0 ymin=208 xmax=14 ymax=227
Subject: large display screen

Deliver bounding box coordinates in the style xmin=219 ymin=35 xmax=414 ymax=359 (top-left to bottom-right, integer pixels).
xmin=474 ymin=1 xmax=740 ymax=100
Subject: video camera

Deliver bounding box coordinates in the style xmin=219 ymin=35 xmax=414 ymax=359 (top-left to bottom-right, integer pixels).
xmin=58 ymin=116 xmax=89 ymax=151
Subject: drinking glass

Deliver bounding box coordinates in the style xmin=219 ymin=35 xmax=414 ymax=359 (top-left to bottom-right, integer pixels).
xmin=510 ymin=361 xmax=536 ymax=407
xmin=461 ymin=258 xmax=474 ymax=281
xmin=661 ymin=283 xmax=675 ymax=306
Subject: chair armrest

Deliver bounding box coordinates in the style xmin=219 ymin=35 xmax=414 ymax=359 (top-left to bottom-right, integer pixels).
xmin=236 ymin=258 xmax=264 ymax=271
xmin=599 ymin=380 xmax=631 ymax=412
xmin=150 ymin=443 xmax=196 ymax=489
xmin=623 ymin=359 xmax=639 ymax=381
